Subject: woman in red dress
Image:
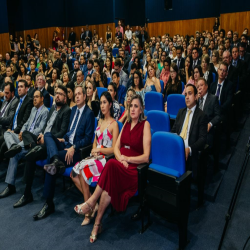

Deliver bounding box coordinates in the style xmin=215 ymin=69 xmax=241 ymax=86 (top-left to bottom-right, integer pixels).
xmin=74 ymin=94 xmax=151 ymax=243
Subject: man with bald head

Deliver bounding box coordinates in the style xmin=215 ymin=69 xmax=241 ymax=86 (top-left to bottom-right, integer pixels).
xmin=222 ymin=50 xmax=238 ymax=89
xmin=74 ymin=70 xmax=84 ymax=87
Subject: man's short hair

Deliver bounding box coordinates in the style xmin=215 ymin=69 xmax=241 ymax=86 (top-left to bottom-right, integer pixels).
xmin=36 ymin=73 xmax=46 ymax=81
xmin=57 ymin=85 xmax=67 ymax=97
xmin=186 ymin=83 xmax=197 ymax=95
xmin=131 ymin=63 xmax=137 ymax=70
xmin=192 ymin=47 xmax=199 ymax=53
xmin=5 ymin=82 xmax=15 ymax=93
xmin=219 ymin=61 xmax=228 ymax=70
xmin=112 ymin=71 xmax=119 ymax=78
xmin=74 ymin=85 xmax=86 ymax=95
xmin=239 ymin=42 xmax=246 ymax=49
xmin=114 ymin=59 xmax=122 ymax=67
xmin=176 ymin=46 xmax=183 ymax=52
xmin=88 ymin=59 xmax=94 ymax=65
xmin=198 ymin=77 xmax=207 ymax=86
xmin=34 ymin=90 xmax=43 ymax=98
xmin=18 ymin=79 xmax=28 ymax=88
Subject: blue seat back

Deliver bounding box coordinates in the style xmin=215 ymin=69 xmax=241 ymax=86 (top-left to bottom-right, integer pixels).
xmin=150 ymin=132 xmax=186 ymax=177
xmin=143 ymin=79 xmax=146 ymax=86
xmin=160 ymin=80 xmax=164 ymax=94
xmin=112 ymin=48 xmax=119 ymax=57
xmin=144 ymin=109 xmax=148 ymax=117
xmin=107 ymin=77 xmax=111 ymax=84
xmin=117 ymin=121 xmax=123 ymax=132
xmin=212 ymin=72 xmax=216 ymax=82
xmin=181 ymin=82 xmax=184 ymax=92
xmin=167 ymin=94 xmax=186 ymax=119
xmin=119 ymin=105 xmax=125 ymax=117
xmin=145 ymin=92 xmax=164 ymax=111
xmin=50 ymin=96 xmax=53 ymax=108
xmin=96 ymin=87 xmax=107 ymax=99
xmin=147 ymin=111 xmax=170 ymax=133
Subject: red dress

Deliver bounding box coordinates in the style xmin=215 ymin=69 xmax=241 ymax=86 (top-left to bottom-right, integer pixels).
xmin=98 ymin=120 xmax=146 ymax=212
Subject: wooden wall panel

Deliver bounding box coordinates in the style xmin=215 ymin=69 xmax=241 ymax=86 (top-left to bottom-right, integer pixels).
xmin=0 ymin=33 xmax=11 ymax=56
xmin=68 ymin=23 xmax=116 ymax=42
xmin=146 ymin=17 xmax=215 ymax=37
xmin=220 ymin=11 xmax=250 ymax=35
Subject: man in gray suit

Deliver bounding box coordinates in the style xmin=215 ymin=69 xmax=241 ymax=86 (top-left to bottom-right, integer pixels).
xmin=0 ymin=90 xmax=49 ymax=198
xmin=0 ymin=82 xmax=19 ymax=135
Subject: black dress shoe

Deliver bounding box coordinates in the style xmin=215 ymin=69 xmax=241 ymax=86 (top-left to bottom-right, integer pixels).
xmin=13 ymin=194 xmax=33 ymax=208
xmin=0 ymin=186 xmax=16 ymax=198
xmin=4 ymin=145 xmax=22 ymax=158
xmin=44 ymin=159 xmax=66 ymax=175
xmin=25 ymin=146 xmax=43 ymax=161
xmin=33 ymin=202 xmax=55 ymax=221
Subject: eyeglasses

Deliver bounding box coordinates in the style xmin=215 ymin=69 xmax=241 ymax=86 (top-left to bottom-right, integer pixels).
xmin=56 ymin=92 xmax=66 ymax=97
xmin=170 ymin=70 xmax=176 ymax=73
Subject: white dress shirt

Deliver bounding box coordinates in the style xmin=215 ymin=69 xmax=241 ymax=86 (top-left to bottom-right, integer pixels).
xmin=69 ymin=105 xmax=85 ymax=144
xmin=181 ymin=105 xmax=196 ymax=154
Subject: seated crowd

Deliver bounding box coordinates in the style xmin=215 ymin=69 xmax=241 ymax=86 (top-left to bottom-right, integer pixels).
xmin=0 ymin=20 xmax=249 ymax=243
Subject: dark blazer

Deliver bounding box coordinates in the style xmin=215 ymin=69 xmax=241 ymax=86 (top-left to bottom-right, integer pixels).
xmin=41 ymin=88 xmax=50 ymax=108
xmin=233 ymin=59 xmax=248 ymax=90
xmin=68 ymin=32 xmax=76 ymax=45
xmin=63 ymin=105 xmax=95 ymax=151
xmin=202 ymin=93 xmax=221 ymax=146
xmin=209 ymin=79 xmax=234 ymax=120
xmin=80 ymin=32 xmax=85 ymax=40
xmin=227 ymin=65 xmax=238 ymax=90
xmin=84 ymin=30 xmax=92 ymax=44
xmin=9 ymin=96 xmax=33 ymax=134
xmin=53 ymin=59 xmax=63 ymax=72
xmin=171 ymin=106 xmax=208 ymax=179
xmin=27 ymin=87 xmax=35 ymax=98
xmin=174 ymin=57 xmax=185 ymax=70
xmin=84 ymin=69 xmax=94 ymax=80
xmin=205 ymin=70 xmax=214 ymax=89
xmin=0 ymin=97 xmax=19 ymax=131
xmin=242 ymin=52 xmax=250 ymax=71
xmin=70 ymin=70 xmax=79 ymax=82
xmin=42 ymin=104 xmax=71 ymax=138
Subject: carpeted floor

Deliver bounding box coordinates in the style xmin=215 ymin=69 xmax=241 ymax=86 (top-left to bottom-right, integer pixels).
xmin=0 ymin=113 xmax=250 ymax=250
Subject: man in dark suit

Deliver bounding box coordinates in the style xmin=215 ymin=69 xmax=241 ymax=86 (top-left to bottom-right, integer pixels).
xmin=138 ymin=26 xmax=149 ymax=48
xmin=33 ymin=86 xmax=95 ymax=220
xmin=197 ymin=78 xmax=221 ymax=146
xmin=26 ymin=74 xmax=35 ymax=98
xmin=239 ymin=42 xmax=250 ymax=72
xmin=52 ymin=51 xmax=63 ymax=72
xmin=174 ymin=47 xmax=185 ymax=70
xmin=80 ymin=27 xmax=85 ymax=40
xmin=209 ymin=62 xmax=234 ymax=121
xmin=70 ymin=60 xmax=80 ymax=83
xmin=192 ymin=47 xmax=201 ymax=69
xmin=171 ymin=84 xmax=208 ymax=179
xmin=68 ymin=27 xmax=76 ymax=46
xmin=222 ymin=51 xmax=238 ymax=90
xmin=231 ymin=46 xmax=248 ymax=91
xmin=36 ymin=73 xmax=50 ymax=108
xmin=0 ymin=90 xmax=49 ymax=198
xmin=13 ymin=85 xmax=71 ymax=208
xmin=84 ymin=59 xmax=94 ymax=80
xmin=85 ymin=25 xmax=92 ymax=46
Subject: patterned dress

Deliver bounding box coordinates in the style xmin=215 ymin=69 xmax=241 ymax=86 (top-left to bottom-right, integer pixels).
xmin=72 ymin=121 xmax=114 ymax=185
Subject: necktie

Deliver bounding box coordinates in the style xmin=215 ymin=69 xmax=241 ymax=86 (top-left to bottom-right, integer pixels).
xmin=29 ymin=109 xmax=39 ymax=132
xmin=12 ymin=99 xmax=23 ymax=130
xmin=199 ymin=97 xmax=204 ymax=110
xmin=216 ymin=84 xmax=222 ymax=97
xmin=177 ymin=59 xmax=180 ymax=69
xmin=233 ymin=60 xmax=237 ymax=67
xmin=0 ymin=102 xmax=9 ymax=116
xmin=192 ymin=61 xmax=196 ymax=69
xmin=180 ymin=110 xmax=192 ymax=140
xmin=65 ymin=110 xmax=80 ymax=142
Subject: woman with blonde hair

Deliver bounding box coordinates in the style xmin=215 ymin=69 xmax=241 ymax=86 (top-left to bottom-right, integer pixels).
xmin=144 ymin=62 xmax=161 ymax=93
xmin=60 ymin=63 xmax=70 ymax=80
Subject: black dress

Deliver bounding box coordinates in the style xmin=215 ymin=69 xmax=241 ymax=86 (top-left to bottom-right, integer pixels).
xmin=10 ymin=42 xmax=15 ymax=57
xmin=19 ymin=42 xmax=24 ymax=55
xmin=90 ymin=100 xmax=100 ymax=117
xmin=46 ymin=69 xmax=53 ymax=79
xmin=47 ymin=79 xmax=55 ymax=96
xmin=106 ymin=32 xmax=111 ymax=40
xmin=164 ymin=81 xmax=182 ymax=98
xmin=26 ymin=41 xmax=33 ymax=51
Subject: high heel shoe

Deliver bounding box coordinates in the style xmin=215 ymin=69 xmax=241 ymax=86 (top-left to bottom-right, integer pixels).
xmin=81 ymin=203 xmax=99 ymax=226
xmin=90 ymin=223 xmax=102 ymax=243
xmin=74 ymin=201 xmax=93 ymax=215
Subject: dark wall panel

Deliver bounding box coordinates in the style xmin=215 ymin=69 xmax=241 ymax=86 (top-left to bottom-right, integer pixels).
xmin=0 ymin=0 xmax=9 ymax=33
xmin=220 ymin=0 xmax=250 ymax=13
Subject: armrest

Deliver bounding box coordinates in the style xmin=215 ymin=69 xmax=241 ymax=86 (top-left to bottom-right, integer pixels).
xmin=176 ymin=170 xmax=192 ymax=183
xmin=105 ymin=154 xmax=115 ymax=161
xmin=80 ymin=144 xmax=92 ymax=159
xmin=137 ymin=162 xmax=150 ymax=200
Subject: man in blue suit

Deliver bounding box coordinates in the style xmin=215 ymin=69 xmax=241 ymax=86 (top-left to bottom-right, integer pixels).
xmin=33 ymin=86 xmax=95 ymax=220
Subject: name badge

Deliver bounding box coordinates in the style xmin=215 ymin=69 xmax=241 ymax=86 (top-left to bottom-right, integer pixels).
xmin=125 ymin=145 xmax=130 ymax=149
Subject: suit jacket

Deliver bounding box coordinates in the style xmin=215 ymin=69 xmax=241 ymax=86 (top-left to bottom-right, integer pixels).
xmin=242 ymin=52 xmax=250 ymax=71
xmin=171 ymin=106 xmax=208 ymax=178
xmin=27 ymin=87 xmax=35 ymax=98
xmin=41 ymin=104 xmax=71 ymax=138
xmin=80 ymin=64 xmax=87 ymax=73
xmin=70 ymin=70 xmax=79 ymax=82
xmin=209 ymin=79 xmax=234 ymax=120
xmin=53 ymin=59 xmax=63 ymax=72
xmin=84 ymin=69 xmax=94 ymax=80
xmin=174 ymin=58 xmax=185 ymax=70
xmin=41 ymin=88 xmax=50 ymax=108
xmin=205 ymin=70 xmax=214 ymax=89
xmin=227 ymin=65 xmax=238 ymax=90
xmin=80 ymin=32 xmax=85 ymax=40
xmin=119 ymin=69 xmax=129 ymax=88
xmin=233 ymin=59 xmax=248 ymax=90
xmin=84 ymin=30 xmax=92 ymax=44
xmin=0 ymin=97 xmax=19 ymax=131
xmin=68 ymin=32 xmax=76 ymax=45
xmin=9 ymin=95 xmax=33 ymax=134
xmin=63 ymin=105 xmax=95 ymax=151
xmin=21 ymin=105 xmax=49 ymax=136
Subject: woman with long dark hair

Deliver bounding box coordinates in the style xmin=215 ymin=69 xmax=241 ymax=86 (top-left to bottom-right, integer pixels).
xmin=71 ymin=91 xmax=119 ymax=227
xmin=85 ymin=80 xmax=100 ymax=117
xmin=17 ymin=63 xmax=27 ymax=81
xmin=91 ymin=59 xmax=107 ymax=88
xmin=107 ymin=82 xmax=121 ymax=120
